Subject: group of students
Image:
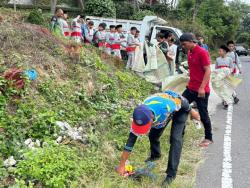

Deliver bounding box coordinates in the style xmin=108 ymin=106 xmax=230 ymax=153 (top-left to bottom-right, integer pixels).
xmin=50 ymin=9 xmax=141 ymax=69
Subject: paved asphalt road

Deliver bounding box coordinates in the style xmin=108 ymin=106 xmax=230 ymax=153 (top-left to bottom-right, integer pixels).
xmin=195 ymin=56 xmax=250 ymax=188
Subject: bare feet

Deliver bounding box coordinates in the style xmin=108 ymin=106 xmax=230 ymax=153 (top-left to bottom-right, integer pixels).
xmin=199 ymin=139 xmax=213 ymax=148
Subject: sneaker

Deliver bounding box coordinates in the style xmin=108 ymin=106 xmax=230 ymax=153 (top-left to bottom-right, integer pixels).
xmin=161 ymin=175 xmax=175 ymax=187
xmin=144 ymin=156 xmax=161 ymax=163
xmin=234 ymin=97 xmax=239 ymax=104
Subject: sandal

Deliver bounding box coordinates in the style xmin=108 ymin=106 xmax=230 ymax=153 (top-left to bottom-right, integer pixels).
xmin=199 ymin=139 xmax=213 ymax=148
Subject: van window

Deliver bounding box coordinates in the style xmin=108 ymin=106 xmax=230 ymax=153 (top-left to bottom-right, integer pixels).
xmin=156 ymin=27 xmax=180 ymax=45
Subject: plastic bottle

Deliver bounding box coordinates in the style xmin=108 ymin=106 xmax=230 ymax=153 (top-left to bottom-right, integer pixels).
xmin=193 ymin=119 xmax=202 ymax=129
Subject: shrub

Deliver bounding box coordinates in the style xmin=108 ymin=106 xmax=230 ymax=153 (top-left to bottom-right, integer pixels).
xmin=27 ymin=9 xmax=44 ymax=25
xmin=15 ymin=144 xmax=86 ymax=188
xmin=85 ymin=0 xmax=116 ymax=18
xmin=130 ymin=10 xmax=156 ymax=21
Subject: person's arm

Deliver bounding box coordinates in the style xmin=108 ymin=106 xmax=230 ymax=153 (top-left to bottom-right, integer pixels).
xmin=106 ymin=33 xmax=111 ymax=44
xmin=215 ymin=58 xmax=218 ymax=69
xmin=229 ymin=58 xmax=234 ymax=72
xmin=115 ymin=33 xmax=121 ymax=44
xmin=85 ymin=32 xmax=92 ymax=42
xmin=205 ymin=44 xmax=209 ymax=51
xmin=198 ymin=65 xmax=211 ymax=98
xmin=235 ymin=52 xmax=242 ymax=73
xmin=127 ymin=35 xmax=138 ymax=46
xmin=180 ymin=96 xmax=200 ymax=121
xmin=198 ymin=51 xmax=211 ymax=98
xmin=166 ymin=51 xmax=174 ymax=61
xmin=159 ymin=43 xmax=168 ymax=54
xmin=116 ymin=132 xmax=137 ymax=175
xmin=95 ymin=31 xmax=100 ymax=41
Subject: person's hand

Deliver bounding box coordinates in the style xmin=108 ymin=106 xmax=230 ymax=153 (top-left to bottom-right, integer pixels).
xmin=116 ymin=164 xmax=126 ymax=176
xmin=198 ymin=87 xmax=205 ymax=98
xmin=190 ymin=109 xmax=200 ymax=121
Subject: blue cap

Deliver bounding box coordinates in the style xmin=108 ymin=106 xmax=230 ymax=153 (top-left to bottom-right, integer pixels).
xmin=133 ymin=105 xmax=152 ymax=126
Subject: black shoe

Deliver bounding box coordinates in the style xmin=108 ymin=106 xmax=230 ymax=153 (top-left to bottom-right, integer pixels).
xmin=162 ymin=175 xmax=175 ymax=187
xmin=223 ymin=101 xmax=228 ymax=110
xmin=234 ymin=97 xmax=239 ymax=104
xmin=144 ymin=156 xmax=161 ymax=163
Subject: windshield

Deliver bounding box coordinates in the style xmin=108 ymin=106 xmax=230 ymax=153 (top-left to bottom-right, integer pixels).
xmin=236 ymin=46 xmax=245 ymax=50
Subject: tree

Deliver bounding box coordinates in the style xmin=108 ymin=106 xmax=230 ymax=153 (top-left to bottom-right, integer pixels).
xmin=78 ymin=0 xmax=85 ymax=11
xmin=50 ymin=0 xmax=57 ymax=15
xmin=197 ymin=0 xmax=240 ymax=45
xmin=192 ymin=0 xmax=202 ymax=22
xmin=86 ymin=0 xmax=116 ymax=18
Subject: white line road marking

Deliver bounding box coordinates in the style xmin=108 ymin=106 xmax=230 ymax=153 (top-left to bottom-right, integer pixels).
xmin=222 ymin=104 xmax=233 ymax=188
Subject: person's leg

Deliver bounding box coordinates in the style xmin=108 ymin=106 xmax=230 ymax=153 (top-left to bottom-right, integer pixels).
xmin=195 ymin=93 xmax=213 ymax=141
xmin=232 ymin=90 xmax=239 ymax=104
xmin=130 ymin=52 xmax=135 ymax=69
xmin=126 ymin=53 xmax=132 ymax=69
xmin=166 ymin=109 xmax=189 ymax=178
xmin=116 ymin=50 xmax=122 ymax=59
xmin=148 ymin=127 xmax=166 ymax=159
xmin=105 ymin=47 xmax=111 ymax=55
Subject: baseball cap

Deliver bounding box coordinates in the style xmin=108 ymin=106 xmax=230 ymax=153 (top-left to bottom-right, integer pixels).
xmin=180 ymin=33 xmax=195 ymax=42
xmin=131 ymin=105 xmax=152 ymax=135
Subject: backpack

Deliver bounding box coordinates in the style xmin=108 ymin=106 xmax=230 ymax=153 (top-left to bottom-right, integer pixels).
xmin=49 ymin=16 xmax=63 ymax=36
xmin=92 ymin=30 xmax=99 ymax=47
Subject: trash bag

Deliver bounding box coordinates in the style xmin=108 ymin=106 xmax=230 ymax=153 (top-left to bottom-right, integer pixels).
xmin=162 ymin=74 xmax=189 ymax=94
xmin=211 ymin=68 xmax=242 ymax=104
xmin=144 ymin=42 xmax=158 ymax=71
xmin=143 ymin=43 xmax=171 ymax=84
xmin=132 ymin=44 xmax=145 ymax=73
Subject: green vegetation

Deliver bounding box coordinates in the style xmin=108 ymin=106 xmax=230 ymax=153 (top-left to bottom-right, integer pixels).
xmin=129 ymin=10 xmax=156 ymax=21
xmin=0 ymin=7 xmax=203 ymax=188
xmin=27 ymin=9 xmax=45 ymax=25
xmin=85 ymin=0 xmax=116 ymax=18
xmin=15 ymin=144 xmax=89 ymax=188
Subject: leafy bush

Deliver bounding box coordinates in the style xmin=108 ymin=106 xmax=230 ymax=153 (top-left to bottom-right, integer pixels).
xmin=15 ymin=144 xmax=86 ymax=188
xmin=85 ymin=0 xmax=116 ymax=18
xmin=27 ymin=9 xmax=44 ymax=25
xmin=130 ymin=10 xmax=156 ymax=21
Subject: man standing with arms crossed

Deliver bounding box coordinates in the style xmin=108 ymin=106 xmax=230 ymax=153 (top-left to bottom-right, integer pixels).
xmin=180 ymin=33 xmax=213 ymax=147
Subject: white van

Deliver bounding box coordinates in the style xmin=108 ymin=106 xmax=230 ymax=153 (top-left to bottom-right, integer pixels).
xmin=86 ymin=15 xmax=183 ymax=44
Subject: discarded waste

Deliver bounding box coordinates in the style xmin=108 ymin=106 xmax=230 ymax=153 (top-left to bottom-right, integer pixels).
xmin=25 ymin=69 xmax=38 ymax=80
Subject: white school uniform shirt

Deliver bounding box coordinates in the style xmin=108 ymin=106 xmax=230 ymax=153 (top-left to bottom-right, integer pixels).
xmin=227 ymin=51 xmax=242 ymax=71
xmin=55 ymin=18 xmax=70 ymax=36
